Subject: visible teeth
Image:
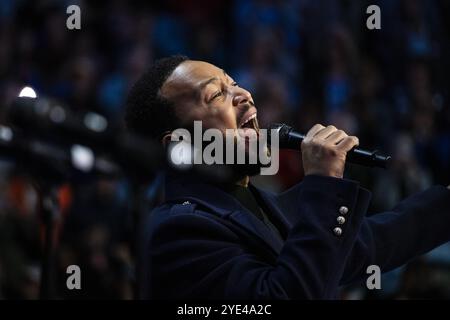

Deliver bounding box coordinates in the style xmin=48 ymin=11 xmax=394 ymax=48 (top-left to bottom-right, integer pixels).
xmin=241 ymin=113 xmax=256 ymax=127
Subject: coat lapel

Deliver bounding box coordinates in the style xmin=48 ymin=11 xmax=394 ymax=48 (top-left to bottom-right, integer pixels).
xmin=165 ymin=175 xmax=285 ymax=255
xmin=249 ymin=184 xmax=293 ymax=233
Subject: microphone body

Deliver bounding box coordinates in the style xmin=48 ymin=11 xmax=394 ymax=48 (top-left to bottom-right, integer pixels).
xmin=269 ymin=123 xmax=391 ymax=169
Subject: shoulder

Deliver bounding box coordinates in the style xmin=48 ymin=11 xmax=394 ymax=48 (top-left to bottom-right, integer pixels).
xmin=144 ymin=200 xmax=230 ymax=234
xmin=147 ymin=201 xmax=200 ymax=227
xmin=141 ymin=201 xmax=242 ymax=251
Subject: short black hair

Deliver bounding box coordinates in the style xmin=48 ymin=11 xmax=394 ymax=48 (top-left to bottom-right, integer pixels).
xmin=125 ymin=55 xmax=189 ymax=139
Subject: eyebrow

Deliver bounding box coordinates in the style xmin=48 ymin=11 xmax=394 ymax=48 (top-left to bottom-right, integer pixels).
xmin=198 ymin=77 xmax=219 ymax=90
xmin=198 ymin=69 xmax=231 ymax=87
xmin=197 ymin=70 xmax=233 ymax=99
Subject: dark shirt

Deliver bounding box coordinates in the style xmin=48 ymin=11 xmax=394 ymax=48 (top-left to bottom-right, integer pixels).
xmin=223 ymin=184 xmax=285 ymax=243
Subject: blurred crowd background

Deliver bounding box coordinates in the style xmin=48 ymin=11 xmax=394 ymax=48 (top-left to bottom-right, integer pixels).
xmin=1 ymin=0 xmax=450 ymax=299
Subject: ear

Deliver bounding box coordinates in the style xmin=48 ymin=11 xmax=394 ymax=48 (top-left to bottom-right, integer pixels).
xmin=161 ymin=132 xmax=172 ymax=148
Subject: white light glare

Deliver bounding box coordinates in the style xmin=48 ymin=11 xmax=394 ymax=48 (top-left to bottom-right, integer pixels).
xmin=71 ymin=144 xmax=95 ymax=172
xmin=18 ymin=86 xmax=37 ymax=98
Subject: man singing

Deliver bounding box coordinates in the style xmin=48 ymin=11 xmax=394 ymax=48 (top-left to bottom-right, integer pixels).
xmin=125 ymin=55 xmax=450 ymax=299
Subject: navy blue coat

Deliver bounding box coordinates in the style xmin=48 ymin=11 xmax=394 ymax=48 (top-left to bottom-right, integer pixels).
xmin=140 ymin=174 xmax=450 ymax=299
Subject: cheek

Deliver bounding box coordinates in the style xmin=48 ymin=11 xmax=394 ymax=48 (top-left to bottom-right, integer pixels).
xmin=213 ymin=108 xmax=237 ymax=129
xmin=201 ymin=105 xmax=236 ymax=129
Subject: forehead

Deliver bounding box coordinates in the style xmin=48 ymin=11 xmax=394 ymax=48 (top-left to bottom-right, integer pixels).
xmin=172 ymin=60 xmax=225 ymax=83
xmin=161 ymin=60 xmax=226 ymax=97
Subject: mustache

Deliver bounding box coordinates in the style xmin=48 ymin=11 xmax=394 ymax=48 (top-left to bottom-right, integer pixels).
xmin=237 ymin=101 xmax=256 ymax=124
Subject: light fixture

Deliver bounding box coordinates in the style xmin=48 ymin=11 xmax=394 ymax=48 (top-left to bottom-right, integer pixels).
xmin=18 ymin=86 xmax=37 ymax=98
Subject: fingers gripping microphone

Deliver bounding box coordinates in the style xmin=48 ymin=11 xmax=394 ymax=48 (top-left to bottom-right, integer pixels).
xmin=268 ymin=123 xmax=391 ymax=169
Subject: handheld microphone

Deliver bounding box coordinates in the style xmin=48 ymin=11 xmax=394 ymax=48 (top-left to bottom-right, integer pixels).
xmin=268 ymin=123 xmax=391 ymax=169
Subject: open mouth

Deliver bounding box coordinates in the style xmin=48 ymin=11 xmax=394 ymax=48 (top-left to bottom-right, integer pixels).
xmin=239 ymin=113 xmax=259 ymax=133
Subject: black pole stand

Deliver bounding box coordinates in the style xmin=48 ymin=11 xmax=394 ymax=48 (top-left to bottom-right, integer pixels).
xmin=130 ymin=172 xmax=164 ymax=300
xmin=37 ymin=184 xmax=60 ymax=300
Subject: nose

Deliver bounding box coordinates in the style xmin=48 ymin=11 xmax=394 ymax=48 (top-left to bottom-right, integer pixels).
xmin=232 ymin=87 xmax=253 ymax=107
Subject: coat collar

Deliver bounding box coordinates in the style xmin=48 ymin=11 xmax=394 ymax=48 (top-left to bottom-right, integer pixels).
xmin=164 ymin=174 xmax=289 ymax=255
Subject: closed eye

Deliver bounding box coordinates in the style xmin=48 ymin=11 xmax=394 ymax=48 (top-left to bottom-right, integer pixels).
xmin=210 ymin=82 xmax=238 ymax=101
xmin=211 ymin=91 xmax=223 ymax=100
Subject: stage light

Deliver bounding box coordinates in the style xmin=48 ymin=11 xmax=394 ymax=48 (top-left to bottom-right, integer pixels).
xmin=71 ymin=144 xmax=94 ymax=172
xmin=18 ymin=86 xmax=37 ymax=98
xmin=84 ymin=112 xmax=108 ymax=132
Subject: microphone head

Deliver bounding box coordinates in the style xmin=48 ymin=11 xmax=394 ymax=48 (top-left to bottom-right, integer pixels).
xmin=268 ymin=123 xmax=293 ymax=147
